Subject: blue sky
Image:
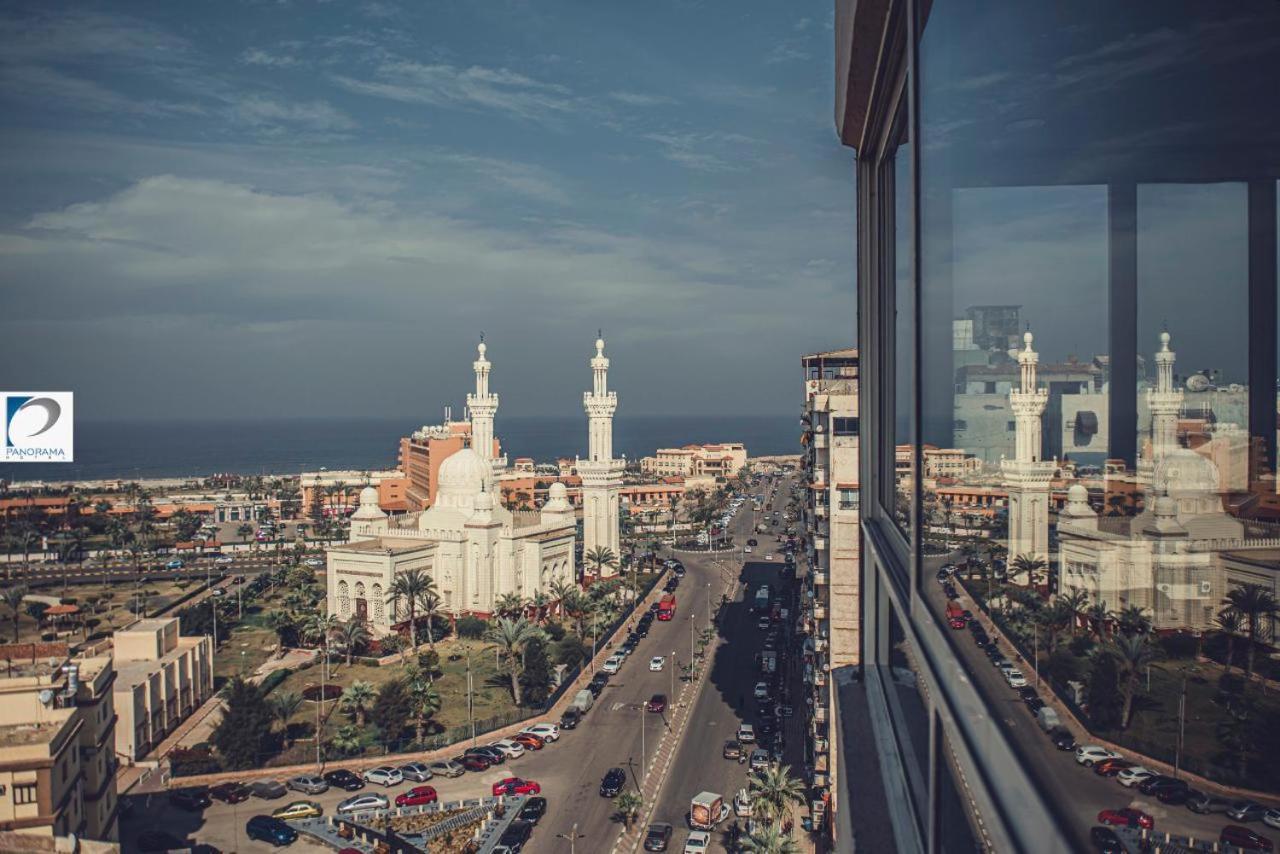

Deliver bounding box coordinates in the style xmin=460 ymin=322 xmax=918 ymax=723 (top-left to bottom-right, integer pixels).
xmin=0 ymin=0 xmax=855 ymax=421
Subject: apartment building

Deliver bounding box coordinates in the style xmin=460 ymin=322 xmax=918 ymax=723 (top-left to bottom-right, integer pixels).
xmin=639 ymin=443 xmax=747 ymax=479
xmin=112 ymin=619 xmax=214 ymax=763
xmin=300 ymin=469 xmax=409 ymax=517
xmin=837 ymin=1 xmax=1280 ymax=851
xmin=0 ymin=643 xmax=118 ymax=843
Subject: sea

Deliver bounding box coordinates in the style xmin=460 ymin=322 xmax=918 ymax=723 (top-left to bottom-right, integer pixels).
xmin=0 ymin=415 xmax=798 ymax=484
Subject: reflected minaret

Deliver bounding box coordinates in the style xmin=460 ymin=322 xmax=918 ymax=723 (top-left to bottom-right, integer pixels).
xmin=1001 ymin=331 xmax=1055 ymax=584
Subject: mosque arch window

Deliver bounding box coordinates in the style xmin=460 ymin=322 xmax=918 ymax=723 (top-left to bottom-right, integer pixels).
xmin=372 ymin=583 xmax=384 ymax=623
xmin=337 ymin=581 xmax=350 ymax=618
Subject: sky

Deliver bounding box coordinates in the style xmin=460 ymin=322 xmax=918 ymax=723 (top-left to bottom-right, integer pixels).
xmin=0 ymin=0 xmax=855 ymax=422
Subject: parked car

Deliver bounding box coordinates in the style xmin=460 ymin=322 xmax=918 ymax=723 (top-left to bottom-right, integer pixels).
xmin=337 ymin=793 xmax=389 ymax=814
xmin=1093 ymin=759 xmax=1134 ymax=778
xmin=602 ymin=655 xmax=624 ymax=674
xmin=323 ymin=769 xmax=363 ymax=791
xmin=1048 ymin=728 xmax=1076 ymax=751
xmin=1076 ymin=746 xmax=1123 ymax=767
xmin=520 ymin=723 xmax=560 ymax=743
xmin=1004 ymin=668 xmax=1028 ymax=689
xmin=494 ymin=777 xmax=541 ymax=796
xmin=210 ymin=782 xmax=251 ymax=804
xmin=456 ymin=754 xmax=491 ymax=772
xmin=644 ymin=821 xmax=674 ymax=851
xmin=1089 ymin=826 xmax=1125 ymax=854
xmin=650 ymin=656 xmax=666 ymax=672
xmin=428 ymin=759 xmax=466 ymax=778
xmin=499 ymin=819 xmax=534 ymax=852
xmin=249 ymin=779 xmax=289 ymax=800
xmin=723 ymin=739 xmax=743 ymax=760
xmin=305 ymin=558 xmax=324 ymax=567
xmin=490 ymin=739 xmax=526 ymax=759
xmin=1231 ymin=801 xmax=1271 ymax=823
xmin=683 ymin=830 xmax=711 ymax=853
xmin=271 ymin=800 xmax=322 ymax=821
xmin=749 ymin=749 xmax=771 ymax=771
xmin=518 ymin=796 xmax=548 ymax=825
xmin=1138 ymin=775 xmax=1188 ymax=796
xmin=245 ymin=816 xmax=298 ymax=846
xmin=1265 ymin=809 xmax=1280 ymax=831
xmin=166 ymin=559 xmax=185 ymax=570
xmin=215 ymin=555 xmax=235 ymax=565
xmin=363 ymin=766 xmax=404 ymax=787
xmin=560 ymin=707 xmax=582 ymax=730
xmin=600 ymin=767 xmax=627 ymax=797
xmin=1220 ymin=825 xmax=1274 ymax=852
xmin=399 ymin=762 xmax=434 ymax=782
xmin=395 ymin=786 xmax=438 ymax=807
xmin=465 ymin=746 xmax=507 ymax=764
xmin=737 ymin=724 xmax=756 ymax=743
xmin=169 ymin=787 xmax=212 ymax=811
xmin=1186 ymin=792 xmax=1233 ymax=814
xmin=1096 ymin=808 xmax=1154 ymax=830
xmin=647 ymin=694 xmax=668 ymax=713
xmin=1157 ymin=787 xmax=1194 ymax=806
xmin=513 ymin=733 xmax=545 ymax=751
xmin=1116 ymin=767 xmax=1158 ymax=788
xmin=753 ymin=681 xmax=770 ymax=700
xmin=588 ymin=673 xmax=610 ymax=695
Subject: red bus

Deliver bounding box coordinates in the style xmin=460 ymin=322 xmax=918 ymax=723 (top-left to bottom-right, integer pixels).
xmin=657 ymin=594 xmax=677 ymax=621
xmin=946 ymin=601 xmax=966 ymax=629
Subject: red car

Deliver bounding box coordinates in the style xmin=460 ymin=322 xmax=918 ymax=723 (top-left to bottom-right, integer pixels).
xmin=1097 ymin=808 xmax=1154 ymax=830
xmin=1220 ymin=825 xmax=1273 ymax=852
xmin=456 ymin=754 xmax=491 ymax=772
xmin=513 ymin=733 xmax=545 ymax=751
xmin=395 ymin=786 xmax=438 ymax=807
xmin=492 ymin=777 xmax=541 ymax=796
xmin=1093 ymin=759 xmax=1135 ymax=777
xmin=646 ymin=694 xmax=667 ymax=713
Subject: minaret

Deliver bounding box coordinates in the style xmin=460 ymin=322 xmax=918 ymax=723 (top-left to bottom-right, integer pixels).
xmin=466 ymin=338 xmax=498 ymax=468
xmin=1146 ymin=330 xmax=1182 ymax=467
xmin=1001 ymin=330 xmax=1055 ymax=585
xmin=578 ymin=334 xmax=624 ymax=577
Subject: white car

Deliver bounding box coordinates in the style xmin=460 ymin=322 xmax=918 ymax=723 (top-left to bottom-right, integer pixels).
xmin=490 ymin=739 xmax=525 ymax=759
xmin=602 ymin=655 xmax=623 ymax=674
xmin=337 ymin=793 xmax=389 ymax=814
xmin=766 ymin=554 xmax=775 ymax=561
xmin=1005 ymin=669 xmax=1027 ymax=688
xmin=649 ymin=656 xmax=666 ymax=672
xmin=749 ymin=748 xmax=771 ymax=771
xmin=305 ymin=557 xmax=324 ymax=567
xmin=744 ymin=546 xmax=752 ymax=553
xmin=1116 ymin=766 xmax=1158 ymax=788
xmin=753 ymin=681 xmax=769 ymax=700
xmin=362 ymin=766 xmax=403 ymax=787
xmin=214 ymin=555 xmax=234 ymax=565
xmin=733 ymin=788 xmax=753 ymax=817
xmin=1263 ymin=808 xmax=1280 ymax=830
xmin=737 ymin=723 xmax=756 ymax=743
xmin=520 ymin=723 xmax=560 ymax=743
xmin=1075 ymin=745 xmax=1122 ymax=767
xmin=684 ymin=831 xmax=711 ymax=853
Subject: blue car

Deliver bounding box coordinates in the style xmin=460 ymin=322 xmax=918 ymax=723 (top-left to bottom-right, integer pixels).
xmin=245 ymin=815 xmax=297 ymax=846
xmin=165 ymin=559 xmax=184 ymax=570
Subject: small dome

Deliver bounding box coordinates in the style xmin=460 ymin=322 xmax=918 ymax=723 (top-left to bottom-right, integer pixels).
xmin=548 ymin=482 xmax=567 ymax=499
xmin=359 ymin=485 xmax=378 ymax=506
xmin=474 ymin=490 xmax=493 ymax=511
xmin=1155 ymin=495 xmax=1178 ymax=517
xmin=478 ymin=340 xmax=487 ymax=357
xmin=350 ymin=484 xmax=387 ymax=522
xmin=1067 ymin=483 xmax=1088 ymax=502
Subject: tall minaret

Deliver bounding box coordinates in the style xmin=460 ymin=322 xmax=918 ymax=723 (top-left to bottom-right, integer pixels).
xmin=1001 ymin=330 xmax=1055 ymax=584
xmin=578 ymin=333 xmax=624 ymax=577
xmin=1147 ymin=330 xmax=1182 ymax=466
xmin=467 ymin=338 xmax=498 ymax=467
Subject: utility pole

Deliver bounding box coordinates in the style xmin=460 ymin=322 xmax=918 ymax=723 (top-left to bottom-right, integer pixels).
xmin=671 ymin=649 xmax=675 ymax=703
xmin=640 ymin=703 xmax=646 ymax=782
xmin=1175 ymin=671 xmax=1187 ymax=779
xmin=467 ymin=649 xmax=476 ymax=746
xmin=556 ymin=823 xmax=584 ymax=854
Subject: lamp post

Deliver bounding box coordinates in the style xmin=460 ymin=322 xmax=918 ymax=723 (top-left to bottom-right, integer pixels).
xmin=639 ymin=702 xmax=646 ymax=783
xmin=556 ymin=822 xmax=584 ymax=854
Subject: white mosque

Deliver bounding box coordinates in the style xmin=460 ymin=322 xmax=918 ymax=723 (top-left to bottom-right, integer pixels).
xmin=325 ymin=337 xmax=624 ymax=634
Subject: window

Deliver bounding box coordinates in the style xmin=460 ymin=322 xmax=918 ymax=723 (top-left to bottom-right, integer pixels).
xmin=838 ymin=490 xmax=860 ymax=511
xmin=14 ymin=783 xmax=37 ymax=805
xmin=833 ymin=417 xmax=860 ymax=437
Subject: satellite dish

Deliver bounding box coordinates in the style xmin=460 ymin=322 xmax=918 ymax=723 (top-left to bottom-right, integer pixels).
xmin=38 ymin=689 xmax=54 ymax=706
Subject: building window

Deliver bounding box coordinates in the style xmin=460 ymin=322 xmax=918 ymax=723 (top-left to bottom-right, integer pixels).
xmin=833 ymin=417 xmax=860 ymax=436
xmin=839 ymin=490 xmax=860 ymax=511
xmin=14 ymin=783 xmax=37 ymax=805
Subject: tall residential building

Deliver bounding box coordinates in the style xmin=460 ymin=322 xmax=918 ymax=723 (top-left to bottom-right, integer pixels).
xmin=0 ymin=644 xmax=117 ymax=843
xmin=639 ymin=443 xmax=748 ymax=479
xmin=799 ymin=348 xmax=861 ymax=831
xmin=578 ymin=336 xmax=624 ymax=573
xmin=111 ymin=619 xmax=214 ymax=763
xmin=398 ymin=421 xmax=474 ymax=511
xmin=836 ymin=1 xmax=1279 ymax=852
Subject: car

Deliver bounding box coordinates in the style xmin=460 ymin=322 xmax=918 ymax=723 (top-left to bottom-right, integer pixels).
xmin=518 ymin=796 xmax=548 ymax=825
xmin=1116 ymin=766 xmax=1158 ymax=788
xmin=590 ymin=671 xmax=610 ymax=690
xmin=428 ymin=759 xmax=466 ymax=778
xmin=249 ymin=779 xmax=289 ymax=800
xmin=734 ymin=788 xmax=754 ymax=817
xmin=600 ymin=767 xmax=627 ymax=797
xmin=650 ymin=656 xmax=666 ymax=672
xmin=757 ymin=616 xmax=771 ymax=630
xmin=766 ymin=554 xmax=774 ymax=560
xmin=456 ymin=754 xmax=491 ymax=772
xmin=1089 ymin=826 xmax=1125 ymax=854
xmin=210 ymin=782 xmax=252 ymax=804
xmin=1231 ymin=801 xmax=1271 ymax=823
xmin=498 ymin=819 xmax=534 ymax=852
xmin=723 ymin=739 xmax=743 ymax=760
xmin=271 ymin=800 xmax=323 ymax=820
xmin=1186 ymin=791 xmax=1233 ymax=814
xmin=337 ymin=793 xmax=389 ymax=814
xmin=215 ymin=555 xmax=234 ymax=565
xmin=1016 ymin=686 xmax=1038 ymax=701
xmin=166 ymin=559 xmax=185 ymax=570
xmin=644 ymin=821 xmax=674 ymax=851
xmin=748 ymin=539 xmax=758 ymax=546
xmin=245 ymin=816 xmax=298 ymax=846
xmin=1076 ymin=746 xmax=1123 ymax=767
xmin=636 ymin=622 xmax=651 ymax=638
xmin=1004 ymin=668 xmax=1027 ymax=688
xmin=212 ymin=587 xmax=227 ymax=597
xmin=1024 ymin=697 xmax=1046 ymax=714
xmin=305 ymin=558 xmax=324 ymax=567
xmin=363 ymin=766 xmax=404 ymax=787
xmin=749 ymin=748 xmax=771 ymax=771
xmin=602 ymin=655 xmax=623 ymax=674
xmin=1048 ymin=728 xmax=1076 ymax=751
xmin=490 ymin=739 xmax=526 ymax=759
xmin=395 ymin=786 xmax=438 ymax=807
xmin=493 ymin=777 xmax=541 ymax=796
xmin=647 ymin=694 xmax=668 ymax=713
xmin=137 ymin=832 xmax=193 ymax=853
xmin=1096 ymin=807 xmax=1154 ymax=830
xmin=399 ymin=762 xmax=434 ymax=782
xmin=560 ymin=707 xmax=582 ymax=729
xmin=1157 ymin=786 xmax=1194 ymax=806
xmin=513 ymin=733 xmax=545 ymax=751
xmin=1137 ymin=775 xmax=1188 ymax=796
xmin=520 ymin=723 xmax=560 ymax=743
xmin=1266 ymin=809 xmax=1280 ymax=831
xmin=618 ymin=642 xmax=636 ymax=658
xmin=465 ymin=745 xmax=507 ymax=764
xmin=1220 ymin=825 xmax=1275 ymax=852
xmin=744 ymin=546 xmax=752 ymax=553
xmin=323 ymin=769 xmax=364 ymax=791
xmin=753 ymin=681 xmax=770 ymax=700
xmin=168 ymin=787 xmax=212 ymax=811
xmin=684 ymin=830 xmax=711 ymax=853
xmin=737 ymin=723 xmax=756 ymax=743
xmin=1092 ymin=758 xmax=1134 ymax=777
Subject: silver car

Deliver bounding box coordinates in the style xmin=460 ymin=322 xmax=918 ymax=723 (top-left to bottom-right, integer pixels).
xmin=287 ymin=775 xmax=329 ymax=795
xmin=338 ymin=793 xmax=389 ymax=814
xmin=428 ymin=759 xmax=466 ymax=778
xmin=400 ymin=762 xmax=434 ymax=782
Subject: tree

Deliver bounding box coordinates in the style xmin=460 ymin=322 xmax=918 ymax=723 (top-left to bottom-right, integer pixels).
xmin=495 ymin=592 xmax=527 ymax=620
xmin=553 ymin=636 xmax=590 ymax=668
xmin=415 ymin=588 xmax=444 ymax=650
xmin=741 ymin=823 xmax=801 ymax=854
xmin=614 ymin=790 xmax=643 ymax=830
xmin=387 ymin=569 xmax=432 ymax=652
xmin=1215 ymin=606 xmax=1245 ymax=674
xmin=335 ymin=618 xmax=370 ymax=666
xmin=1115 ymin=605 xmax=1151 ymax=638
xmin=1059 ymin=588 xmax=1089 ymax=638
xmin=269 ymin=691 xmax=304 ymax=749
xmin=330 ymin=724 xmax=363 ymax=757
xmin=1087 ymin=646 xmax=1124 ymax=730
xmin=265 ymin=611 xmax=298 ymax=650
xmin=1010 ymin=553 xmax=1046 ymax=587
xmin=302 ymin=613 xmax=339 ymax=650
xmin=485 ymin=617 xmax=545 ymax=706
xmin=1 ymin=586 xmax=27 ymax=642
xmin=1085 ymin=601 xmax=1112 ymax=643
xmin=748 ymin=762 xmax=807 ymax=826
xmin=1100 ymin=634 xmax=1159 ymax=729
xmin=584 ymin=546 xmax=619 ymax=579
xmin=370 ymin=679 xmax=411 ymax=748
xmin=340 ymin=680 xmax=376 ymax=727
xmin=236 ymin=523 xmax=254 ymax=545
xmin=25 ymin=601 xmax=49 ymax=628
xmin=212 ymin=677 xmax=274 ymax=769
xmin=405 ymin=666 xmax=442 ymax=744
xmin=549 ymin=579 xmax=575 ymax=618
xmin=1222 ymin=583 xmax=1280 ymax=681
xmin=519 ymin=636 xmax=554 ymax=707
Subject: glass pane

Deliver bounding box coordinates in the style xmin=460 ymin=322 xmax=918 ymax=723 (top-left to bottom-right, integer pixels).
xmin=891 ymin=111 xmax=914 ymax=540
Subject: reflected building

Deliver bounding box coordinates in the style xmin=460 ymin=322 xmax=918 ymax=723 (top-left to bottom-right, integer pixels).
xmin=1001 ymin=331 xmax=1055 ymax=580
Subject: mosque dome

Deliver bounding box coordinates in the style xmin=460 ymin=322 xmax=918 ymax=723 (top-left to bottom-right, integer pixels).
xmin=548 ymin=482 xmax=567 ymax=500
xmin=1153 ymin=447 xmax=1220 ymax=496
xmin=438 ymin=447 xmax=489 ymax=497
xmin=350 ymin=484 xmax=386 ymax=522
xmin=1060 ymin=483 xmax=1095 ymax=519
xmin=1067 ymin=483 xmax=1087 ymax=503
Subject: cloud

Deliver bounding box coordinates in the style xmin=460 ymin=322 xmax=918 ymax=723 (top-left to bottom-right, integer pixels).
xmin=0 ymin=9 xmax=192 ymax=64
xmin=227 ymin=95 xmax=355 ymax=131
xmin=0 ymin=64 xmax=205 ymax=117
xmin=333 ymin=60 xmax=575 ymax=121
xmin=766 ymin=40 xmax=810 ymax=65
xmin=240 ymin=48 xmax=302 ymax=68
xmin=420 ymin=152 xmax=570 ymax=205
xmin=642 ymin=131 xmax=760 ymax=173
xmin=609 ymin=91 xmax=675 ymax=107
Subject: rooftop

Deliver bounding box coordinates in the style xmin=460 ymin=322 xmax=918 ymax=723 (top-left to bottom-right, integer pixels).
xmin=332 ymin=537 xmax=437 ymax=555
xmin=0 ymin=719 xmax=71 ymax=749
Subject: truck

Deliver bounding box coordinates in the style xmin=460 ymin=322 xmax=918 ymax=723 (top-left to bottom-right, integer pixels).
xmin=1036 ymin=707 xmax=1061 ymax=732
xmin=754 ymin=586 xmax=770 ymax=612
xmin=657 ymin=594 xmax=677 ymax=621
xmin=570 ymin=688 xmax=593 ymax=714
xmin=690 ymin=791 xmax=730 ymax=831
xmin=760 ymin=650 xmax=777 ymax=674
xmin=945 ymin=601 xmax=966 ymax=628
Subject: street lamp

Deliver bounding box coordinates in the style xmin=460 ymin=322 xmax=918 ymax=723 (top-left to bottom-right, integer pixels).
xmin=556 ymin=822 xmax=585 ymax=854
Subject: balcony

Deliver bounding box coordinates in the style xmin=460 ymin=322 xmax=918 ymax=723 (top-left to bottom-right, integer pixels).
xmin=815 ymin=503 xmax=828 ymax=518
xmin=814 ymin=737 xmax=829 ymax=755
xmin=814 ymin=636 xmax=828 ymax=652
xmin=811 ymin=571 xmax=828 ymax=586
xmin=815 ymin=669 xmax=828 ymax=687
xmin=813 ymin=535 xmax=826 ymax=550
xmin=814 ymin=705 xmax=828 ymax=723
xmin=813 ymin=433 xmax=828 ymax=449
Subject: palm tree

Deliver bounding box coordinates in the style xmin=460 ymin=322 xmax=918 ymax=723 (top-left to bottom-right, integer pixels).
xmin=1036 ymin=600 xmax=1074 ymax=655
xmin=302 ymin=613 xmax=339 ymax=649
xmin=265 ymin=611 xmax=297 ymax=650
xmin=387 ymin=569 xmax=432 ymax=652
xmin=334 ymin=618 xmax=370 ymax=666
xmin=549 ymin=579 xmax=575 ymax=617
xmin=1214 ymin=606 xmax=1244 ymax=674
xmin=1115 ymin=605 xmax=1151 ymax=638
xmin=270 ymin=691 xmax=304 ymax=748
xmin=1059 ymin=588 xmax=1089 ymax=638
xmin=1010 ymin=553 xmax=1046 ymax=587
xmin=740 ymin=824 xmax=802 ymax=854
xmin=414 ymin=587 xmax=444 ymax=650
xmin=1085 ymin=601 xmax=1112 ymax=643
xmin=331 ymin=724 xmax=363 ymax=756
xmin=748 ymin=762 xmax=807 ymax=825
xmin=614 ymin=790 xmax=643 ymax=830
xmin=1221 ymin=583 xmax=1280 ymax=680
xmin=340 ymin=680 xmax=376 ymax=727
xmin=236 ymin=523 xmax=254 ymax=546
xmin=405 ymin=667 xmax=441 ymax=743
xmin=495 ymin=592 xmax=527 ymax=620
xmin=484 ymin=617 xmax=545 ymax=706
xmin=528 ymin=591 xmax=551 ymax=624
xmin=1100 ymin=634 xmax=1159 ymax=729
xmin=584 ymin=546 xmax=619 ymax=579
xmin=1 ymin=586 xmax=27 ymax=642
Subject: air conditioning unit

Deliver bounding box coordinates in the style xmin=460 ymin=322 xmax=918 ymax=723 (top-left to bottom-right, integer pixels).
xmin=1157 ymin=583 xmax=1171 ymax=593
xmin=1200 ymin=580 xmax=1212 ymax=595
